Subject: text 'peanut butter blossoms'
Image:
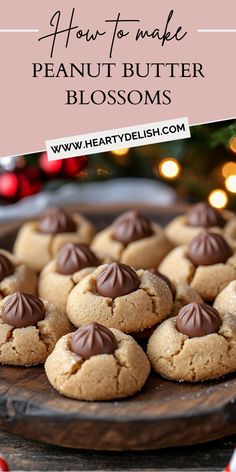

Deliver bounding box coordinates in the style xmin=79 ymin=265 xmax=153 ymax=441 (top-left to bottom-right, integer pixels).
xmin=188 ymin=231 xmax=232 ymax=266
xmin=187 ymin=202 xmax=226 ymax=228
xmin=176 ymin=302 xmax=221 ymax=338
xmin=96 ymin=262 xmax=140 ymax=298
xmin=0 ymin=254 xmax=14 ymax=282
xmin=70 ymin=322 xmax=118 ymax=359
xmin=39 ymin=207 xmax=76 ymax=234
xmin=57 ymin=243 xmax=98 ymax=275
xmin=112 ymin=210 xmax=153 ymax=245
xmin=1 ymin=292 xmax=45 ymax=328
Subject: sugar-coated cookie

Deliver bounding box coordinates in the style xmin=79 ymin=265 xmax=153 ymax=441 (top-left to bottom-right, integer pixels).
xmin=91 ymin=210 xmax=172 ymax=269
xmin=0 ymin=292 xmax=72 ymax=366
xmin=148 ymin=269 xmax=203 ymax=317
xmin=14 ymin=207 xmax=95 ymax=272
xmin=159 ymin=231 xmax=236 ymax=301
xmin=147 ymin=302 xmax=236 ymax=382
xmin=66 ymin=262 xmax=173 ymax=334
xmin=165 ymin=201 xmax=234 ymax=247
xmin=0 ymin=249 xmax=37 ymax=296
xmin=45 ymin=322 xmax=150 ymax=401
xmin=214 ymin=280 xmax=236 ymax=317
xmin=38 ymin=243 xmax=113 ymax=311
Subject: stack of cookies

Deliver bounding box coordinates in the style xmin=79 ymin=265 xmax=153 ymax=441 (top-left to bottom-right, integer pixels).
xmin=0 ymin=203 xmax=235 ymax=401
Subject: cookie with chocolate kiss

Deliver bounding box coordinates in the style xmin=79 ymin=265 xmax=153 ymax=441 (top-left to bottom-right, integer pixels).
xmin=1 ymin=292 xmax=45 ymax=328
xmin=188 ymin=231 xmax=232 ymax=266
xmin=176 ymin=302 xmax=221 ymax=338
xmin=70 ymin=322 xmax=117 ymax=359
xmin=112 ymin=211 xmax=153 ymax=245
xmin=96 ymin=262 xmax=140 ymax=298
xmin=39 ymin=207 xmax=76 ymax=234
xmin=147 ymin=301 xmax=236 ymax=381
xmin=57 ymin=243 xmax=98 ymax=275
xmin=187 ymin=202 xmax=225 ymax=228
xmin=148 ymin=268 xmax=175 ymax=296
xmin=66 ymin=262 xmax=173 ymax=332
xmin=0 ymin=254 xmax=14 ymax=282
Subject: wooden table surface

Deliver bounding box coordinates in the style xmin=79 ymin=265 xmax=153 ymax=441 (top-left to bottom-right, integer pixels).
xmin=0 ymin=432 xmax=235 ymax=471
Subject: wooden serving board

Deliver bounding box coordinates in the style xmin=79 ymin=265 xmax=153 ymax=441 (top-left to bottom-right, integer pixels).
xmin=0 ymin=207 xmax=236 ymax=451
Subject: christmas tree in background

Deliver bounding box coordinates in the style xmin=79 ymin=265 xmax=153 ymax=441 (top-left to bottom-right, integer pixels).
xmin=0 ymin=119 xmax=236 ymax=209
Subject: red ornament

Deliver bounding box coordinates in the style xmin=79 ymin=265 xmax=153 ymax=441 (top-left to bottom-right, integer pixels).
xmin=39 ymin=152 xmax=63 ymax=175
xmin=18 ymin=168 xmax=41 ymax=198
xmin=0 ymin=455 xmax=9 ymax=471
xmin=0 ymin=172 xmax=18 ymax=198
xmin=63 ymin=156 xmax=88 ymax=177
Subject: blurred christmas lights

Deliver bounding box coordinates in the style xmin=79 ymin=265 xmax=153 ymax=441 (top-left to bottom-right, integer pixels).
xmin=208 ymin=189 xmax=228 ymax=209
xmin=159 ymin=158 xmax=181 ymax=179
xmin=96 ymin=168 xmax=110 ymax=177
xmin=225 ymin=175 xmax=236 ymax=193
xmin=111 ymin=148 xmax=129 ymax=156
xmin=222 ymin=161 xmax=236 ymax=178
xmin=229 ymin=136 xmax=236 ymax=153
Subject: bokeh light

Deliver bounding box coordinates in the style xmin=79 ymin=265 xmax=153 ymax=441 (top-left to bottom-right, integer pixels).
xmin=96 ymin=168 xmax=110 ymax=177
xmin=208 ymin=189 xmax=228 ymax=208
xmin=159 ymin=158 xmax=181 ymax=179
xmin=229 ymin=136 xmax=236 ymax=153
xmin=111 ymin=148 xmax=129 ymax=156
xmin=222 ymin=161 xmax=236 ymax=178
xmin=225 ymin=175 xmax=236 ymax=193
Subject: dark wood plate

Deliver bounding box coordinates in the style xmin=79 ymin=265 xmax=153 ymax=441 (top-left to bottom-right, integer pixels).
xmin=0 ymin=207 xmax=236 ymax=451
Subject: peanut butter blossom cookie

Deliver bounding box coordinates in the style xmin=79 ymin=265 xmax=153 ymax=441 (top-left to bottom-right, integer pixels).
xmin=45 ymin=322 xmax=150 ymax=401
xmin=159 ymin=231 xmax=236 ymax=301
xmin=0 ymin=292 xmax=72 ymax=366
xmin=66 ymin=262 xmax=173 ymax=334
xmin=147 ymin=302 xmax=236 ymax=381
xmin=148 ymin=268 xmax=203 ymax=316
xmin=0 ymin=249 xmax=37 ymax=296
xmin=13 ymin=207 xmax=95 ymax=272
xmin=214 ymin=280 xmax=236 ymax=319
xmin=91 ymin=210 xmax=172 ymax=269
xmin=38 ymin=242 xmax=112 ymax=311
xmin=165 ymin=201 xmax=235 ymax=247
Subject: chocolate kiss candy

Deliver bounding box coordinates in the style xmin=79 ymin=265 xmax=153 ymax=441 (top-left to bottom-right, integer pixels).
xmin=39 ymin=207 xmax=76 ymax=234
xmin=2 ymin=292 xmax=45 ymax=328
xmin=148 ymin=268 xmax=175 ymax=296
xmin=57 ymin=243 xmax=98 ymax=275
xmin=187 ymin=202 xmax=225 ymax=228
xmin=188 ymin=231 xmax=232 ymax=266
xmin=112 ymin=210 xmax=153 ymax=245
xmin=176 ymin=302 xmax=221 ymax=338
xmin=70 ymin=322 xmax=118 ymax=359
xmin=0 ymin=254 xmax=14 ymax=282
xmin=96 ymin=262 xmax=140 ymax=298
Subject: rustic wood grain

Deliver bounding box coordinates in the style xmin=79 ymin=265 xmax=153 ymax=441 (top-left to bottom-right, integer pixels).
xmin=0 ymin=208 xmax=235 ymax=452
xmin=0 ymin=431 xmax=234 ymax=471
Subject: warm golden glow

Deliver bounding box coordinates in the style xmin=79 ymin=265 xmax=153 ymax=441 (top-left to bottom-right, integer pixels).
xmin=222 ymin=161 xmax=236 ymax=178
xmin=225 ymin=175 xmax=236 ymax=193
xmin=208 ymin=189 xmax=228 ymax=209
xmin=111 ymin=148 xmax=129 ymax=156
xmin=159 ymin=158 xmax=181 ymax=179
xmin=229 ymin=136 xmax=236 ymax=153
xmin=96 ymin=167 xmax=110 ymax=177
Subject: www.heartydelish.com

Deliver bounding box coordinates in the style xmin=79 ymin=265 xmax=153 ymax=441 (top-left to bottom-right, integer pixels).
xmin=50 ymin=123 xmax=186 ymax=155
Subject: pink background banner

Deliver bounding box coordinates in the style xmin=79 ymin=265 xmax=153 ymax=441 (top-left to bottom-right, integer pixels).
xmin=0 ymin=0 xmax=235 ymax=158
